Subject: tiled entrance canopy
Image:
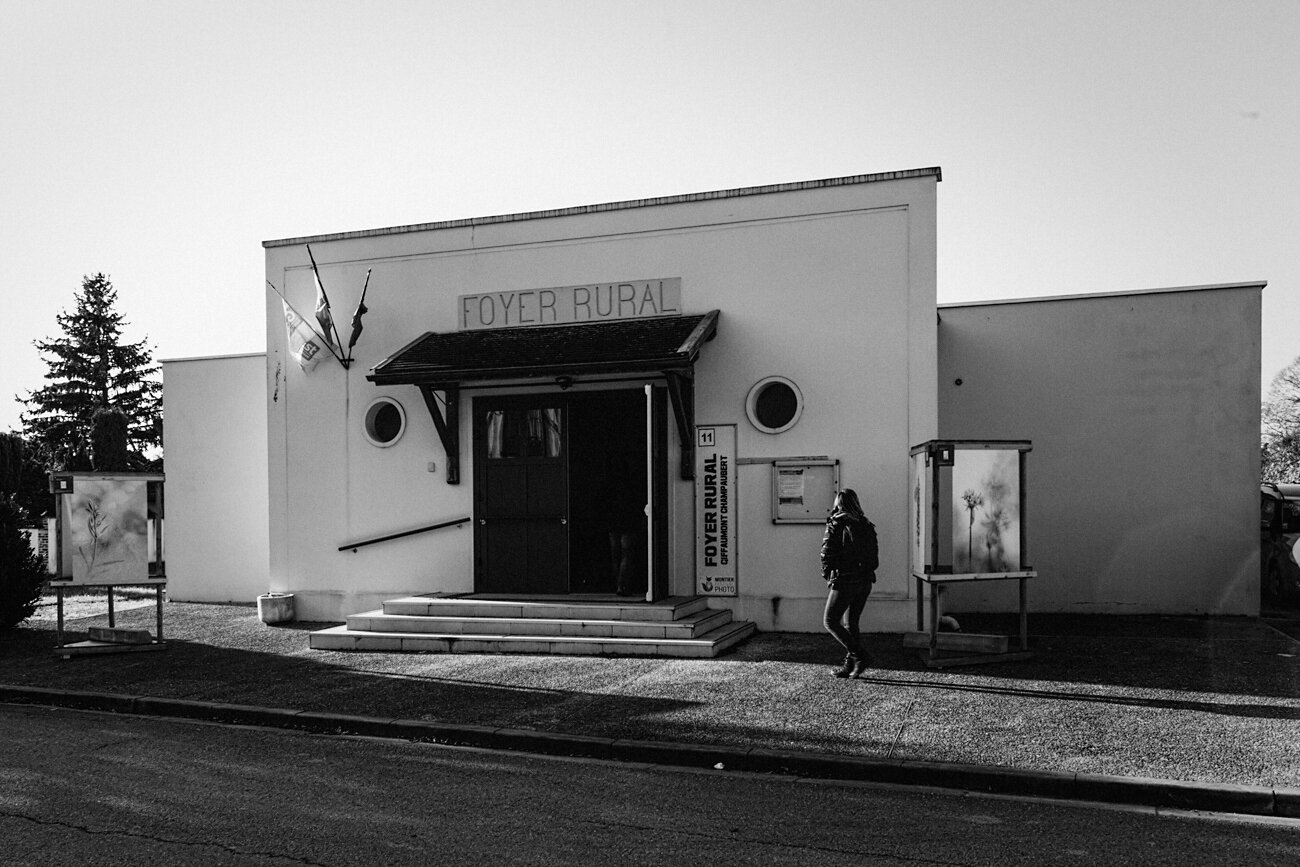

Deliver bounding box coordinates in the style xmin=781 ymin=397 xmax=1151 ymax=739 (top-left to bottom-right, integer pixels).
xmin=367 ymin=311 xmax=720 ymax=484
xmin=368 ymin=310 xmax=719 ymax=385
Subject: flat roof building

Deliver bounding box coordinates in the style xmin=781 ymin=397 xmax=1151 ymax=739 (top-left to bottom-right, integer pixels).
xmin=163 ymin=168 xmax=1263 ymax=650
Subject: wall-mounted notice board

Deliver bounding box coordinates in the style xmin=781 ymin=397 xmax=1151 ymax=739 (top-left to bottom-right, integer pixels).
xmin=771 ymin=459 xmax=839 ymax=524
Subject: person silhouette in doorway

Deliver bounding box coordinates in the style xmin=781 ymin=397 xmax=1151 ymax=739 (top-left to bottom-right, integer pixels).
xmin=601 ymin=453 xmax=645 ymax=597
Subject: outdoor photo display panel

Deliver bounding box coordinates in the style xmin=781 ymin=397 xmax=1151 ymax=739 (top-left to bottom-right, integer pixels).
xmin=57 ymin=477 xmax=160 ymax=585
xmin=950 ymin=449 xmax=1021 ymax=573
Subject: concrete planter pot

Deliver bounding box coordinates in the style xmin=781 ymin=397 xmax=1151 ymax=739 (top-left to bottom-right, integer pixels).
xmin=257 ymin=593 xmax=296 ymax=624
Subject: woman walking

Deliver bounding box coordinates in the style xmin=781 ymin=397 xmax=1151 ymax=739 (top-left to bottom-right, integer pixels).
xmin=820 ymin=489 xmax=878 ymax=678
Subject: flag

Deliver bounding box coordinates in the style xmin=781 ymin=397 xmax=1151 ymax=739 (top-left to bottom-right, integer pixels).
xmin=314 ymin=268 xmax=337 ymax=352
xmin=346 ymin=268 xmax=372 ymax=354
xmin=347 ymin=298 xmax=368 ymax=352
xmin=283 ymin=300 xmax=324 ymax=371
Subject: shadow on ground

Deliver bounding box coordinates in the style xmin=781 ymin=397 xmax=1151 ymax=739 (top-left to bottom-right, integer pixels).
xmin=4 ymin=601 xmax=1300 ymax=786
xmin=723 ymin=610 xmax=1300 ymax=702
xmin=2 ymin=610 xmax=697 ymax=730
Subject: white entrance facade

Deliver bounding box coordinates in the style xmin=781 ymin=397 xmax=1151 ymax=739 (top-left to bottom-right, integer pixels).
xmin=261 ymin=170 xmax=939 ymax=629
xmin=160 ymin=167 xmax=1264 ymax=629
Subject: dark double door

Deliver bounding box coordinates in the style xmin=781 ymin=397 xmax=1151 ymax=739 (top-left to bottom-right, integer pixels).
xmin=472 ymin=389 xmax=666 ymax=596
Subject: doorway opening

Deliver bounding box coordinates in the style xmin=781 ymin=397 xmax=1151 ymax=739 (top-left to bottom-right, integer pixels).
xmin=472 ymin=388 xmax=663 ymax=596
xmin=568 ymin=390 xmax=647 ymax=595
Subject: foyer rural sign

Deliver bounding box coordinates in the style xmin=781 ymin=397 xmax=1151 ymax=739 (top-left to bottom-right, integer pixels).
xmin=695 ymin=424 xmax=737 ymax=597
xmin=458 ymin=278 xmax=681 ymax=330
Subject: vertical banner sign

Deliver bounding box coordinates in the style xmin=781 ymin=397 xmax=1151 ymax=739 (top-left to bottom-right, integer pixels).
xmin=695 ymin=424 xmax=737 ymax=596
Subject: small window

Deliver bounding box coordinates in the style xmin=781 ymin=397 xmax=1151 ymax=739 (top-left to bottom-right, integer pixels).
xmin=363 ymin=397 xmax=406 ymax=447
xmin=746 ymin=376 xmax=803 ymax=434
xmin=486 ymin=408 xmax=562 ymax=459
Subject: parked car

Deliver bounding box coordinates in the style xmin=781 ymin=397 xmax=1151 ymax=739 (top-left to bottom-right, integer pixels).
xmin=1261 ymin=483 xmax=1300 ymax=601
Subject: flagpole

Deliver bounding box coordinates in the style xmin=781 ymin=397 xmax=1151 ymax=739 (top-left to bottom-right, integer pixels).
xmin=305 ymin=244 xmax=347 ymax=354
xmin=266 ymin=280 xmax=344 ymax=364
xmin=346 ymin=268 xmax=372 ymax=362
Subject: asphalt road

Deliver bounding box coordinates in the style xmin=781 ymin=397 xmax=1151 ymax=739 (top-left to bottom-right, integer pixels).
xmin=1262 ymin=599 xmax=1300 ymax=642
xmin=1 ymin=705 xmax=1296 ymax=866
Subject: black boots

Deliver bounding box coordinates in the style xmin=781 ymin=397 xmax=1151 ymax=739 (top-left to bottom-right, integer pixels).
xmin=832 ymin=652 xmax=872 ymax=679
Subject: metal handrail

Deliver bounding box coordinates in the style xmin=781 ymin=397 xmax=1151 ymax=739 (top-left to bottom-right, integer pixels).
xmin=339 ymin=516 xmax=472 ymax=552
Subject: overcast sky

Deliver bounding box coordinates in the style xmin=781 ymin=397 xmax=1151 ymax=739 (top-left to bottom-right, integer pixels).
xmin=3 ymin=0 xmax=1296 ymax=434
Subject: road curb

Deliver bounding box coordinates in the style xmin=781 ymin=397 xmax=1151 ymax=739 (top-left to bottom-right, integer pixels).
xmin=1072 ymin=772 xmax=1276 ymax=815
xmin=2 ymin=683 xmax=1295 ymax=819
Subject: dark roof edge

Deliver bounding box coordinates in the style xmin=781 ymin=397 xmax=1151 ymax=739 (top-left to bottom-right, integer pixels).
xmin=264 ymin=168 xmax=942 ymax=249
xmin=366 ymin=311 xmax=721 ymax=386
xmin=675 ymin=309 xmax=720 ymax=357
xmin=939 ymin=281 xmax=1268 ymax=311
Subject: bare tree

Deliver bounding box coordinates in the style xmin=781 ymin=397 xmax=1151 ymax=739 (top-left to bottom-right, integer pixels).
xmin=1262 ymin=355 xmax=1300 ymax=483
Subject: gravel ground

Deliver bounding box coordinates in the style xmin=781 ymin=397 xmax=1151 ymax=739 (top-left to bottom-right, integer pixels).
xmin=3 ymin=599 xmax=1299 ymax=788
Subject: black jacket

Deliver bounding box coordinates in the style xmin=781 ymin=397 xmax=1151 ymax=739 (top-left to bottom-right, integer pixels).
xmin=820 ymin=510 xmax=878 ymax=586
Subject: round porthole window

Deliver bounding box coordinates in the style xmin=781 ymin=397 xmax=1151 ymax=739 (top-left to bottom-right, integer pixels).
xmin=745 ymin=376 xmax=803 ymax=434
xmin=363 ymin=397 xmax=406 ymax=447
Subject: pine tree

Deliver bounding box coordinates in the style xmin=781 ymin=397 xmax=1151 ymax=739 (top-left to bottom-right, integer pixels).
xmin=20 ymin=274 xmax=162 ymax=471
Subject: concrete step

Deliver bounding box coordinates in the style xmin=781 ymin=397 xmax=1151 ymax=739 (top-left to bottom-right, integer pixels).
xmin=381 ymin=594 xmax=708 ymax=622
xmin=309 ymin=619 xmax=756 ymax=658
xmin=347 ymin=606 xmax=734 ymax=639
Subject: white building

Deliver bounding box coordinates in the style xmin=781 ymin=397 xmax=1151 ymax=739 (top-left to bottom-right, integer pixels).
xmin=160 ymin=352 xmax=269 ymax=606
xmin=162 ymin=168 xmax=1263 ymax=638
xmin=937 ymin=285 xmax=1262 ymax=616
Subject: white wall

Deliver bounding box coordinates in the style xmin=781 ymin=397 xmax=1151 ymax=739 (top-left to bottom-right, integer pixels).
xmin=162 ymin=353 xmax=270 ymax=603
xmin=937 ymin=284 xmax=1263 ymax=615
xmin=265 ymin=173 xmax=938 ymax=627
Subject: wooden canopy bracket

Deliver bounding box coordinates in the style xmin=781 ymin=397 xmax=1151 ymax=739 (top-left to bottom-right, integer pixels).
xmin=663 ymin=369 xmax=696 ymax=481
xmin=419 ymin=384 xmax=461 ymax=484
